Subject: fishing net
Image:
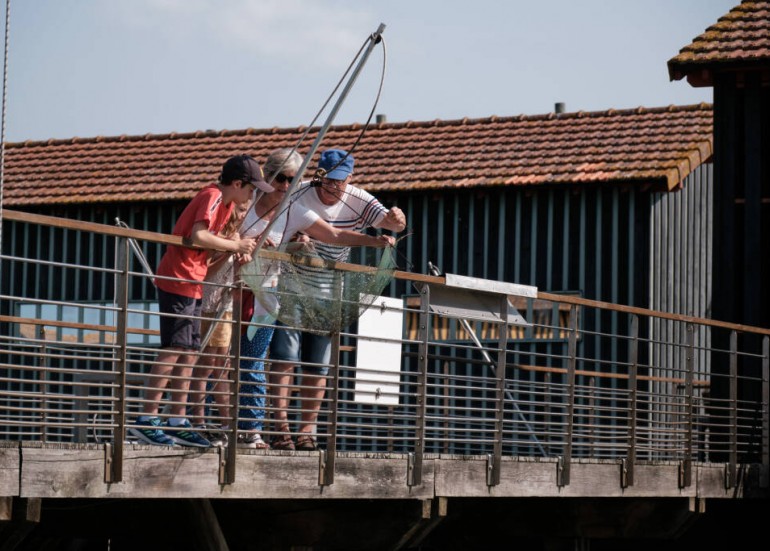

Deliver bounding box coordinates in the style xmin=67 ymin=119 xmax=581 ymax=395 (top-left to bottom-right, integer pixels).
xmin=240 ymin=243 xmax=397 ymax=333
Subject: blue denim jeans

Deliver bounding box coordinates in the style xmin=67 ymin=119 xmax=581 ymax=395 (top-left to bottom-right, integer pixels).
xmin=238 ymin=326 xmax=274 ymax=432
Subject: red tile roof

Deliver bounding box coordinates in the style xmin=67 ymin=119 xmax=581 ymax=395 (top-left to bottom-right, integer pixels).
xmin=668 ymin=1 xmax=770 ymax=85
xmin=2 ymin=104 xmax=714 ymax=207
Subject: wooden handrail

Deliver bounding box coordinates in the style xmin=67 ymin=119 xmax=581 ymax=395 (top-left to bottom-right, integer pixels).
xmin=0 ymin=314 xmax=157 ymax=336
xmin=515 ymin=362 xmax=710 ymax=387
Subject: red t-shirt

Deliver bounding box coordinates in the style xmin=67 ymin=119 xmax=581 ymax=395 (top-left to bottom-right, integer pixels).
xmin=155 ymin=184 xmax=234 ymax=298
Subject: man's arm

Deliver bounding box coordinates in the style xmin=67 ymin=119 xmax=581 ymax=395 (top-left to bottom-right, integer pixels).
xmin=377 ymin=206 xmax=406 ymax=232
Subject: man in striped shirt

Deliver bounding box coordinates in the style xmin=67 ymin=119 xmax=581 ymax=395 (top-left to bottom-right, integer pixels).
xmin=269 ymin=148 xmax=406 ymax=450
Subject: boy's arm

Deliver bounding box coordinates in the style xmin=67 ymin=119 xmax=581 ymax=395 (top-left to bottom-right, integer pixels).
xmin=190 ymin=221 xmax=256 ymax=255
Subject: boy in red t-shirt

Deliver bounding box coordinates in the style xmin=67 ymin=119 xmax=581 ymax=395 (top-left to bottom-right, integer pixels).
xmin=129 ymin=155 xmax=267 ymax=447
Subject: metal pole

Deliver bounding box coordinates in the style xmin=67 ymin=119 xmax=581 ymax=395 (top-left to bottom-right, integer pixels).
xmin=727 ymin=330 xmax=738 ymax=488
xmin=489 ymin=295 xmax=508 ymax=486
xmin=625 ymin=314 xmax=639 ymax=488
xmin=223 ymin=282 xmax=244 ymax=485
xmin=255 ymin=23 xmax=386 ymax=251
xmin=109 ymin=237 xmax=130 ymax=483
xmin=762 ymin=336 xmax=769 ymax=488
xmin=38 ymin=326 xmax=48 ymax=443
xmin=681 ymin=323 xmax=694 ymax=488
xmin=411 ymin=284 xmax=430 ymax=486
xmin=559 ymin=304 xmax=578 ymax=487
xmin=321 ymin=331 xmax=341 ymax=486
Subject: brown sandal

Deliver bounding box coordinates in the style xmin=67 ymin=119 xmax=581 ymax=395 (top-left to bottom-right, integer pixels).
xmin=296 ymin=434 xmax=318 ymax=451
xmin=271 ymin=425 xmax=295 ymax=450
xmin=271 ymin=434 xmax=295 ymax=450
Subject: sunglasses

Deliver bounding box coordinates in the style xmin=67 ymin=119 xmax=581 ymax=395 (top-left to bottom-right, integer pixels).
xmin=273 ymin=173 xmax=294 ymax=184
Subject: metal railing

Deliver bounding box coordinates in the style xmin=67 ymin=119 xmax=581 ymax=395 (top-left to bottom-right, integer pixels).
xmin=1 ymin=208 xmax=768 ymax=488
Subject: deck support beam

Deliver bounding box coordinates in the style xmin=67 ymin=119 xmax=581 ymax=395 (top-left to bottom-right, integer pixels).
xmin=0 ymin=497 xmax=41 ymax=551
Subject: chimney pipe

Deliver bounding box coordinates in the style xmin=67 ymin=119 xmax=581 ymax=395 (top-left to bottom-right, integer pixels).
xmin=376 ymin=114 xmax=387 ymax=124
xmin=554 ymin=103 xmax=565 ymax=114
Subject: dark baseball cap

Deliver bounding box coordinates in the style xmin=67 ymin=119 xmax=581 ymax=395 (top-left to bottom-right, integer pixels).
xmin=221 ymin=154 xmax=272 ymax=193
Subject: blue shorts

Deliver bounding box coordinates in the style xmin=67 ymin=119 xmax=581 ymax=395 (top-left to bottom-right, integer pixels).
xmin=157 ymin=288 xmax=202 ymax=350
xmin=269 ymin=323 xmax=331 ymax=376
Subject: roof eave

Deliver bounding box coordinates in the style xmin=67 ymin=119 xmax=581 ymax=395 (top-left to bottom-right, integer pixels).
xmin=668 ymin=59 xmax=770 ymax=87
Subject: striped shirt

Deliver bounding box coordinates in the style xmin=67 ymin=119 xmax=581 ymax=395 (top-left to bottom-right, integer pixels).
xmin=287 ymin=182 xmax=388 ymax=296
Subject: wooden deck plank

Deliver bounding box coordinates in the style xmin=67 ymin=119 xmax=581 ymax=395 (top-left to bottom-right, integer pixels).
xmin=0 ymin=446 xmax=20 ymax=497
xmin=19 ymin=446 xmax=433 ymax=500
xmin=433 ymin=458 xmax=738 ymax=498
xmin=15 ymin=445 xmax=764 ymax=500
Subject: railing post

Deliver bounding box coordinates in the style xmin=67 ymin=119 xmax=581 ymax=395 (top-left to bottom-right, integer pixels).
xmin=489 ymin=295 xmax=508 ymax=486
xmin=727 ymin=330 xmax=738 ymax=489
xmin=108 ymin=237 xmax=129 ymax=483
xmin=762 ymin=336 xmax=769 ymax=488
xmin=680 ymin=323 xmax=694 ymax=488
xmin=222 ymin=282 xmax=243 ymax=485
xmin=624 ymin=315 xmax=638 ymax=488
xmin=559 ymin=304 xmax=578 ymax=487
xmin=411 ymin=284 xmax=430 ymax=486
xmin=321 ymin=330 xmax=341 ymax=486
xmin=37 ymin=326 xmax=49 ymax=443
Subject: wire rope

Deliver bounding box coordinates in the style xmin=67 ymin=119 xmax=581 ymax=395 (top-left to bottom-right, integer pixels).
xmin=0 ymin=0 xmax=12 ymax=292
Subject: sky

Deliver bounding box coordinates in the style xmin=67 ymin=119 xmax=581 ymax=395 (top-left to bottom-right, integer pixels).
xmin=2 ymin=0 xmax=736 ymax=143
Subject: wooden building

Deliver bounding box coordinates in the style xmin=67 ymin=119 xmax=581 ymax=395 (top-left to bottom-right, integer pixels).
xmin=669 ymin=0 xmax=770 ymax=441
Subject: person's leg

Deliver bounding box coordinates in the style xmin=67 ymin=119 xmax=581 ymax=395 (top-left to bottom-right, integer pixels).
xmin=154 ymin=295 xmax=210 ymax=447
xmin=190 ymin=311 xmax=232 ymax=426
xmin=168 ymin=353 xmax=197 ymax=416
xmin=190 ymin=345 xmax=222 ymax=426
xmin=208 ymin=358 xmax=232 ymax=424
xmin=296 ymin=332 xmax=331 ymax=448
xmin=269 ymin=363 xmax=294 ymax=432
xmin=141 ymin=349 xmax=180 ymax=416
xmin=237 ymin=326 xmax=274 ymax=448
xmin=140 ymin=289 xmax=191 ymax=417
xmin=268 ymin=324 xmax=301 ymax=449
xmin=166 ymin=297 xmax=202 ymax=419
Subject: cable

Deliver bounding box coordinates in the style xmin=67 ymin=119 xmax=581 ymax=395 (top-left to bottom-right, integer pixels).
xmin=0 ymin=0 xmax=12 ymax=295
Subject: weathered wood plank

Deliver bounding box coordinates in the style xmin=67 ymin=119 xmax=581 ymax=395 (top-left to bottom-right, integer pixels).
xmin=434 ymin=458 xmax=698 ymax=498
xmin=20 ymin=447 xmax=433 ymax=500
xmin=219 ymin=454 xmax=433 ymax=500
xmin=0 ymin=446 xmax=20 ymax=497
xmin=696 ymin=463 xmax=743 ymax=498
xmin=17 ymin=445 xmax=765 ymax=500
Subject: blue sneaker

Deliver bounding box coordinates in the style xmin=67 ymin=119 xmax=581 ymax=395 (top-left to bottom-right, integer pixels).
xmin=128 ymin=416 xmax=176 ymax=446
xmin=164 ymin=419 xmax=211 ymax=448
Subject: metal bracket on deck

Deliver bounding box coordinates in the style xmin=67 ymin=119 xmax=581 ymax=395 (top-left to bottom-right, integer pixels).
xmin=486 ymin=454 xmax=499 ymax=487
xmin=620 ymin=458 xmax=629 ymax=489
xmin=556 ymin=456 xmax=569 ymax=487
xmin=724 ymin=462 xmax=735 ymax=490
xmin=679 ymin=460 xmax=692 ymax=489
xmin=407 ymin=452 xmax=417 ymax=487
xmin=103 ymin=443 xmax=114 ymax=483
xmin=318 ymin=450 xmax=331 ymax=486
xmin=218 ymin=446 xmax=227 ymax=485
